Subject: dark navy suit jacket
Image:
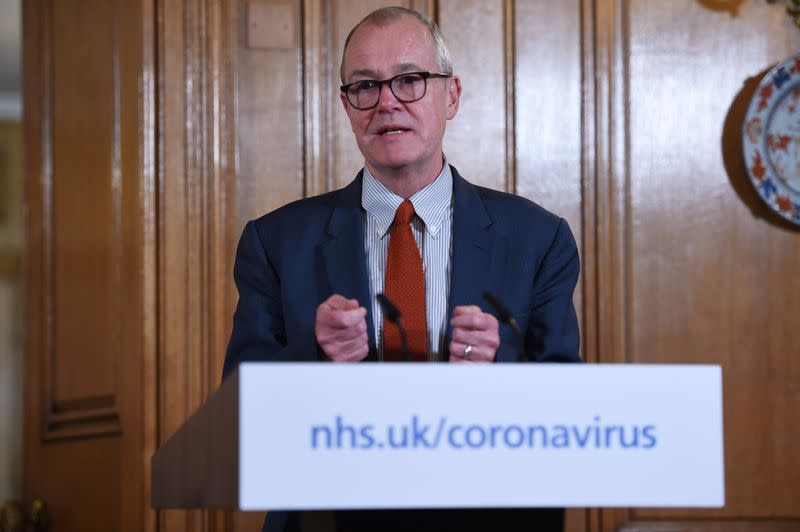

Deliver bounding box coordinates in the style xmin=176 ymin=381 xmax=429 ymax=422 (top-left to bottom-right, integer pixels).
xmin=222 ymin=166 xmax=581 ymax=531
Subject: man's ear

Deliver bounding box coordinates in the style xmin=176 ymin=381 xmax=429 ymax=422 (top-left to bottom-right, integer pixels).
xmin=446 ymin=76 xmax=462 ymax=120
xmin=340 ymin=90 xmax=350 ymax=111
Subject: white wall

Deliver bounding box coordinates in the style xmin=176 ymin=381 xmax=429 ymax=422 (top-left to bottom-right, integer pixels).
xmin=0 ymin=0 xmax=22 ymax=505
xmin=0 ymin=0 xmax=21 ymax=92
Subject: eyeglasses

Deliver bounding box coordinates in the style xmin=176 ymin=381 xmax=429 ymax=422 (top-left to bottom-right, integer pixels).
xmin=340 ymin=71 xmax=452 ymax=110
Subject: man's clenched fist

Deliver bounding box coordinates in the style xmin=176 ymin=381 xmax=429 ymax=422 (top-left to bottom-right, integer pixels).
xmin=315 ymin=294 xmax=369 ymax=362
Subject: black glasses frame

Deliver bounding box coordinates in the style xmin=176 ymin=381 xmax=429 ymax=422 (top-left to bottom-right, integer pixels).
xmin=340 ymin=71 xmax=452 ymax=110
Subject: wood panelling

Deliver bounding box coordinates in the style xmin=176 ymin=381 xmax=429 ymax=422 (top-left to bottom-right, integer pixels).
xmin=301 ymin=0 xmax=330 ymax=198
xmin=24 ymin=0 xmax=157 ymax=530
xmin=117 ymin=0 xmax=158 ymax=526
xmin=51 ymin=0 xmax=117 ymax=414
xmin=158 ymin=0 xmax=205 ymax=528
xmin=23 ymin=1 xmax=800 ymax=532
xmin=608 ymin=0 xmax=800 ymax=529
xmin=157 ymin=0 xmax=237 ymax=531
xmin=235 ymin=0 xmax=304 ymax=225
xmin=440 ymin=1 xmax=508 ymax=192
xmin=515 ymin=0 xmax=584 ymax=223
xmin=180 ymin=3 xmax=800 ymax=532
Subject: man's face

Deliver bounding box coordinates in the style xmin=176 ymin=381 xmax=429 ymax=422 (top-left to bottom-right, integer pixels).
xmin=340 ymin=16 xmax=461 ymax=180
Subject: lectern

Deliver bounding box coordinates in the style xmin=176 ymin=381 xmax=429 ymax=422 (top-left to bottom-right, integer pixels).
xmin=152 ymin=363 xmax=724 ymax=512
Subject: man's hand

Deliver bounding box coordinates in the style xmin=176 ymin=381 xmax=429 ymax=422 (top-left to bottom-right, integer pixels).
xmin=448 ymin=305 xmax=499 ymax=363
xmin=316 ymin=294 xmax=369 ymax=362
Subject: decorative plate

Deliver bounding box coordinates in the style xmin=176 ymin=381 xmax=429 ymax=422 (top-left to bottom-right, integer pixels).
xmin=743 ymin=53 xmax=800 ymax=225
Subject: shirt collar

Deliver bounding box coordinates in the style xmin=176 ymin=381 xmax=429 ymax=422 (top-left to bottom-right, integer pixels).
xmin=361 ymin=159 xmax=453 ymax=238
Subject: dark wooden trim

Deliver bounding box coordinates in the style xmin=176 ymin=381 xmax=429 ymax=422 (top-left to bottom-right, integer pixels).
xmin=619 ymin=521 xmax=800 ymax=532
xmin=44 ymin=396 xmax=121 ymax=442
xmin=592 ymin=0 xmax=631 ymax=529
xmin=302 ymin=0 xmax=329 ymax=198
xmin=503 ymin=0 xmax=516 ymax=195
xmin=22 ymin=0 xmax=45 ymax=509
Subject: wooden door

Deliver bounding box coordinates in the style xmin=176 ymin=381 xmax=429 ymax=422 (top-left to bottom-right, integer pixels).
xmin=22 ymin=1 xmax=157 ymax=531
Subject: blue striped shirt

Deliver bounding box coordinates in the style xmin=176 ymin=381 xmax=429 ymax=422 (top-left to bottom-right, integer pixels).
xmin=361 ymin=163 xmax=454 ymax=362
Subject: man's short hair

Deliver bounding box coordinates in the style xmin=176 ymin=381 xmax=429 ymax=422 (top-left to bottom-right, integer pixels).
xmin=339 ymin=6 xmax=454 ymax=83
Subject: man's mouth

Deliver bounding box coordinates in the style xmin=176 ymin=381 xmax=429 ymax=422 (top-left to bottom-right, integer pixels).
xmin=377 ymin=127 xmax=410 ymax=136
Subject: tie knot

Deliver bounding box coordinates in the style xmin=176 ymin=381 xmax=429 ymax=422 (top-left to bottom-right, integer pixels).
xmin=394 ymin=199 xmax=415 ymax=225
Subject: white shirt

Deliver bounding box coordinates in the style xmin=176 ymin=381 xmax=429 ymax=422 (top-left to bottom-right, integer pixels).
xmin=361 ymin=163 xmax=454 ymax=361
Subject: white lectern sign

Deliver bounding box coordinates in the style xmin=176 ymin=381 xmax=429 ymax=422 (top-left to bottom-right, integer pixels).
xmin=237 ymin=363 xmax=723 ymax=510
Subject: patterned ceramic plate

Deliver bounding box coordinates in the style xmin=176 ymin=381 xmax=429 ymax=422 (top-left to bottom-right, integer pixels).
xmin=743 ymin=53 xmax=800 ymax=225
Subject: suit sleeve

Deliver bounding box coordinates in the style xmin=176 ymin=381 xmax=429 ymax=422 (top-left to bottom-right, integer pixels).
xmin=222 ymin=221 xmax=291 ymax=379
xmin=525 ymin=218 xmax=581 ymax=363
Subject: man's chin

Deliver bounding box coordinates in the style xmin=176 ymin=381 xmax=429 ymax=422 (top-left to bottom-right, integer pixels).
xmin=367 ymin=156 xmax=420 ymax=173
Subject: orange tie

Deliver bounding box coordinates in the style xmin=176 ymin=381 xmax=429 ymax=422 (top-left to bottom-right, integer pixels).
xmin=384 ymin=199 xmax=427 ymax=361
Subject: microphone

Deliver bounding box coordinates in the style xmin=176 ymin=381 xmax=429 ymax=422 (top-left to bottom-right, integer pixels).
xmin=483 ymin=291 xmax=526 ymax=362
xmin=376 ymin=293 xmax=410 ymax=362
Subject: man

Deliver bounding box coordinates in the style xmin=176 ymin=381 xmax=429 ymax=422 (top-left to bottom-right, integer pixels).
xmin=223 ymin=7 xmax=580 ymax=532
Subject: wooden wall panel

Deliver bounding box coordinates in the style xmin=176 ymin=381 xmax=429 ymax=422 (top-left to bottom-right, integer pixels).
xmin=590 ymin=6 xmax=629 ymax=531
xmin=119 ymin=0 xmax=158 ymax=528
xmin=50 ymin=0 xmax=117 ymax=414
xmin=514 ymin=0 xmax=583 ymax=229
xmin=158 ymin=1 xmax=207 ymax=530
xmin=613 ymin=0 xmax=800 ymax=529
xmin=440 ymin=0 xmax=508 ymax=192
xmin=235 ymin=0 xmax=304 ymax=227
xmin=158 ymin=0 xmax=237 ymax=531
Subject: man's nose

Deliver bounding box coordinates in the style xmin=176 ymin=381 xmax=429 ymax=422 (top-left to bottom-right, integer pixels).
xmin=376 ymin=82 xmax=401 ymax=110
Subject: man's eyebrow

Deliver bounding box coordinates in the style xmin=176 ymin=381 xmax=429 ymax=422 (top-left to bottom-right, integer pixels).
xmin=395 ymin=62 xmax=425 ymax=73
xmin=345 ymin=63 xmax=429 ymax=81
xmin=347 ymin=68 xmax=379 ymax=80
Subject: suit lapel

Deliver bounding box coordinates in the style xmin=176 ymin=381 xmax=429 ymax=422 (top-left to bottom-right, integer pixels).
xmin=320 ymin=173 xmax=378 ymax=360
xmin=444 ymin=168 xmax=497 ymax=355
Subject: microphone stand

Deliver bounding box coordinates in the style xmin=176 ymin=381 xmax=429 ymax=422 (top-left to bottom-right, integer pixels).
xmin=483 ymin=291 xmax=526 ymax=362
xmin=376 ymin=293 xmax=411 ymax=362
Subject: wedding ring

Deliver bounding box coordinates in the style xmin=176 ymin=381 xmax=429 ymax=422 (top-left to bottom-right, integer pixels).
xmin=464 ymin=344 xmax=473 ymax=360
